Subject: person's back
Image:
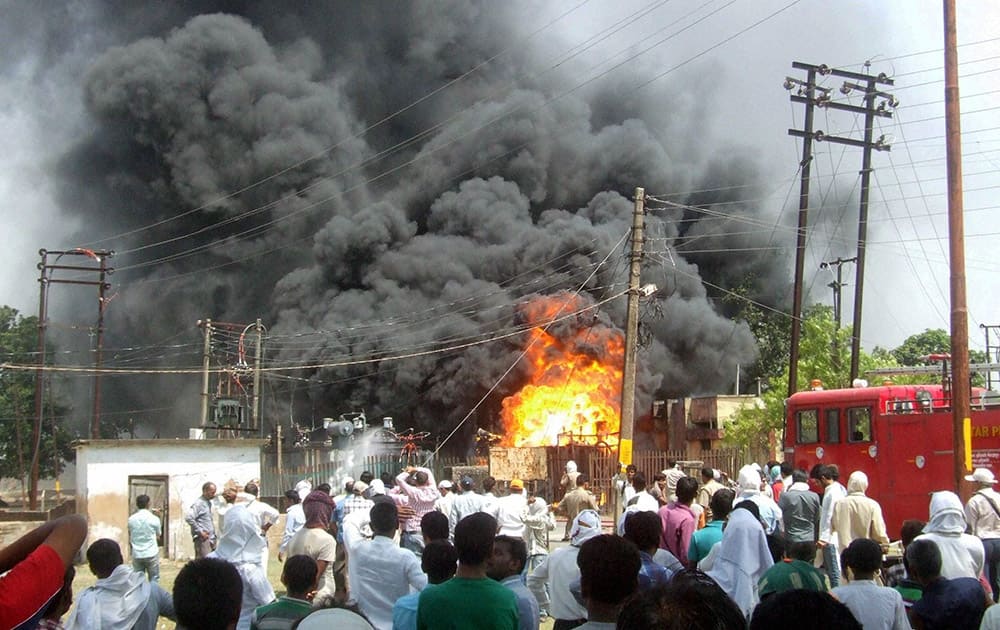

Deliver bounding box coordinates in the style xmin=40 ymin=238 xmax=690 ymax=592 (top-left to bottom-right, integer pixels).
xmin=66 ymin=538 xmax=175 ymax=630
xmin=250 ymin=554 xmax=316 ymax=630
xmin=495 ymin=481 xmax=528 ymax=538
xmin=906 ymin=538 xmax=987 ymax=630
xmin=344 ymin=501 xmax=426 ymax=629
xmin=418 ymin=513 xmax=517 ymax=630
xmin=529 ymin=509 xmax=602 ymax=626
xmin=830 ymin=539 xmax=907 ymax=630
xmin=830 ymin=472 xmax=889 ymax=549
xmin=777 ymin=471 xmax=820 ymax=544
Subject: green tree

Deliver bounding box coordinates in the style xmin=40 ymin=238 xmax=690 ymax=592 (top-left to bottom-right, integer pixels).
xmin=724 ymin=305 xmax=885 ymax=454
xmin=0 ymin=306 xmax=74 ymax=485
xmin=886 ymin=328 xmax=987 ymax=386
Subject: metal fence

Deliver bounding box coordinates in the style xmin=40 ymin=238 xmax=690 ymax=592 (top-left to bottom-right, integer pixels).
xmin=586 ymin=448 xmax=744 ymax=514
xmin=260 ymin=452 xmax=465 ymax=496
xmin=261 ymin=446 xmax=744 ymax=511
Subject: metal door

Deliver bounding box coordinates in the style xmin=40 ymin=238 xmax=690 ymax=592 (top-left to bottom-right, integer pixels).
xmin=128 ymin=475 xmax=168 ymax=558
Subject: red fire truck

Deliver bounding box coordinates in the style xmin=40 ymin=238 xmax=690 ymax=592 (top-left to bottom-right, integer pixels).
xmin=784 ymin=368 xmax=1000 ymax=539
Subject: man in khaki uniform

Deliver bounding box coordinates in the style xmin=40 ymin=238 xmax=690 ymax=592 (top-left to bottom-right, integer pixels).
xmin=696 ymin=467 xmax=724 ymax=521
xmin=557 ymin=474 xmax=599 ymax=541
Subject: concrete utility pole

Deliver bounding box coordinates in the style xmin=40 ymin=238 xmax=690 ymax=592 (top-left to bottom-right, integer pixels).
xmin=788 ymin=62 xmax=895 ymax=384
xmin=252 ymin=318 xmax=264 ymax=436
xmin=619 ymin=187 xmax=645 ymax=470
xmin=30 ymin=248 xmax=113 ymax=510
xmin=944 ymin=0 xmax=971 ymax=487
xmin=820 ymin=256 xmax=857 ymax=371
xmin=198 ymin=319 xmax=213 ymax=429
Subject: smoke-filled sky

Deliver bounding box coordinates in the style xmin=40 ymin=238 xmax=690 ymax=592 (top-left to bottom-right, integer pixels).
xmin=1 ymin=1 xmax=998 ymax=442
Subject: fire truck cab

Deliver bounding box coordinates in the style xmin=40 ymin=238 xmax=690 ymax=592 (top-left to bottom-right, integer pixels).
xmin=784 ymin=381 xmax=1000 ymax=538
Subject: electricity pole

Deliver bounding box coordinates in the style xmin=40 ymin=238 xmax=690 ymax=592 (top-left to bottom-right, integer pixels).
xmin=820 ymin=256 xmax=857 ymax=372
xmin=197 ymin=319 xmax=213 ymax=429
xmin=945 ymin=0 xmax=971 ymax=488
xmin=30 ymin=248 xmax=113 ymax=510
xmin=785 ymin=64 xmax=824 ymax=398
xmin=619 ymin=187 xmax=645 ymax=471
xmin=788 ymin=62 xmax=895 ymax=384
xmin=252 ymin=318 xmax=264 ymax=436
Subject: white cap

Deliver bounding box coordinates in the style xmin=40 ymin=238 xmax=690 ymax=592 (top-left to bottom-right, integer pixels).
xmin=965 ymin=467 xmax=997 ymax=484
xmin=438 ymin=480 xmax=453 ymax=489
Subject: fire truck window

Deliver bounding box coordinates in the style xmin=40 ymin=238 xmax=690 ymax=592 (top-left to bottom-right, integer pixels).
xmin=825 ymin=409 xmax=840 ymax=443
xmin=797 ymin=409 xmax=818 ymax=444
xmin=848 ymin=407 xmax=871 ymax=442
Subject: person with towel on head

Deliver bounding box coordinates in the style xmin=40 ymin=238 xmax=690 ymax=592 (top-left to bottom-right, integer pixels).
xmin=706 ymin=505 xmax=774 ymax=618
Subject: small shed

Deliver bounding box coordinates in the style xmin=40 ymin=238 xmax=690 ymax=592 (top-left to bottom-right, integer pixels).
xmin=75 ymin=439 xmax=264 ymax=560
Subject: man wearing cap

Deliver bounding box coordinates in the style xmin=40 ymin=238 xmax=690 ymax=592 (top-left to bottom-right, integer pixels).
xmin=435 ymin=480 xmax=455 ymax=520
xmin=449 ymin=476 xmax=487 ymax=540
xmin=965 ymin=467 xmax=1000 ymax=601
xmin=496 ymin=479 xmax=529 ymax=538
xmin=757 ymin=541 xmax=830 ymax=600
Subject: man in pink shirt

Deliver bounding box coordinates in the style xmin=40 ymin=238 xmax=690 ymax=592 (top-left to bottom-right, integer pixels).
xmin=393 ymin=466 xmax=441 ymax=556
xmin=658 ymin=476 xmax=699 ymax=567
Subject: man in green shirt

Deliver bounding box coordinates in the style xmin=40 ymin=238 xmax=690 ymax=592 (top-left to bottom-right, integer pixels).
xmin=251 ymin=554 xmax=317 ymax=630
xmin=418 ymin=513 xmax=518 ymax=630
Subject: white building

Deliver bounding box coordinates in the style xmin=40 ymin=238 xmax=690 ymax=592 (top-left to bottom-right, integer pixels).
xmin=75 ymin=439 xmax=264 ymax=559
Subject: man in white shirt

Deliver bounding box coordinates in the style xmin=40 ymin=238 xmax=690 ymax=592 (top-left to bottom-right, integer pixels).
xmin=965 ymin=467 xmax=1000 ymax=601
xmin=495 ymin=479 xmax=529 ymax=538
xmin=449 ymin=476 xmax=487 ymax=539
xmin=278 ymin=489 xmax=306 ymax=561
xmin=528 ymin=509 xmax=602 ymax=628
xmin=435 ymin=480 xmax=455 ymax=520
xmin=127 ymin=494 xmax=162 ymax=582
xmin=817 ymin=464 xmax=848 ymax=587
xmin=244 ymin=481 xmax=280 ymax=571
xmin=342 ymin=500 xmax=426 ymax=628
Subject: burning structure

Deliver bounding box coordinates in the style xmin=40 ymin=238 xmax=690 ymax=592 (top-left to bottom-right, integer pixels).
xmin=500 ymin=293 xmax=623 ymax=449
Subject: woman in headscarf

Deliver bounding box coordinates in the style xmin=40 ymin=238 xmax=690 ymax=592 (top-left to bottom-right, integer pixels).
xmin=287 ymin=490 xmax=338 ymax=600
xmin=209 ymin=504 xmax=276 ymax=630
xmin=915 ymin=490 xmax=985 ymax=579
xmin=707 ymin=505 xmax=774 ymax=618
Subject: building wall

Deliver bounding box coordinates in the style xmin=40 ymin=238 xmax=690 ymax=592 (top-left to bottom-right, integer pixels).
xmin=75 ymin=439 xmax=262 ymax=560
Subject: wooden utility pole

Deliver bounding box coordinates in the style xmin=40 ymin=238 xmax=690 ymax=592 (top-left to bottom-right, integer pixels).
xmin=198 ymin=319 xmax=212 ymax=429
xmin=618 ymin=187 xmax=645 ymax=470
xmin=944 ymin=0 xmax=971 ymax=487
xmin=786 ymin=65 xmax=819 ymax=398
xmin=788 ymin=63 xmax=894 ymax=384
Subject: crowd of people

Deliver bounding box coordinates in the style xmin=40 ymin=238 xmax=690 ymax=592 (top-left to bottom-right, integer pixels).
xmin=6 ymin=459 xmax=1000 ymax=629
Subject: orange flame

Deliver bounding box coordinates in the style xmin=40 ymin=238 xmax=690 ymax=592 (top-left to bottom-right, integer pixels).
xmin=500 ymin=293 xmax=623 ymax=447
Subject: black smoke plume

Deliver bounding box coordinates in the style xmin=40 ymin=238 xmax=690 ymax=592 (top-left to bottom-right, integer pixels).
xmin=12 ymin=3 xmax=787 ymax=449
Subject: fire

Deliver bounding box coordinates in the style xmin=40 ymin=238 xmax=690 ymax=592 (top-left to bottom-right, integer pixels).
xmin=500 ymin=293 xmax=623 ymax=447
